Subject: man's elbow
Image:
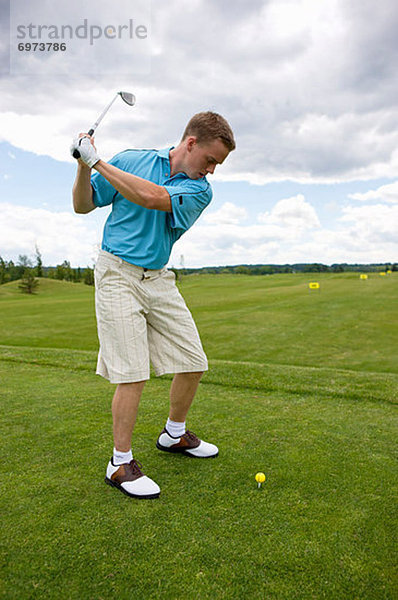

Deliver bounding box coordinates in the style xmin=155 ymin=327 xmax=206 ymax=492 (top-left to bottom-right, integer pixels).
xmin=145 ymin=189 xmax=171 ymax=212
xmin=73 ymin=198 xmax=96 ymax=214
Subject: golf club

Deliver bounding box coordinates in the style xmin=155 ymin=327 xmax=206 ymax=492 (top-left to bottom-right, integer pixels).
xmin=72 ymin=91 xmax=135 ymax=159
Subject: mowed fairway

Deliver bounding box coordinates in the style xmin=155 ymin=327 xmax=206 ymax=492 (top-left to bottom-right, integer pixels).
xmin=0 ymin=273 xmax=397 ymax=600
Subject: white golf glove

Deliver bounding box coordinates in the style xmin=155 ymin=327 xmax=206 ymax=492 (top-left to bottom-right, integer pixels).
xmin=70 ymin=136 xmax=100 ymax=168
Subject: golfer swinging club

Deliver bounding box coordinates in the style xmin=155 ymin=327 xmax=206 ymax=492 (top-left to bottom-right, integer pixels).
xmin=71 ymin=111 xmax=235 ymax=499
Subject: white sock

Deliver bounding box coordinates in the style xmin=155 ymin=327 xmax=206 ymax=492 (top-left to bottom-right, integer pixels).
xmin=113 ymin=447 xmax=133 ymax=465
xmin=166 ymin=418 xmax=186 ymax=438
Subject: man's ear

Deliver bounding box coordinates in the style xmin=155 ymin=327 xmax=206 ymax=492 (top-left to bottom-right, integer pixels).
xmin=186 ymin=136 xmax=197 ymax=152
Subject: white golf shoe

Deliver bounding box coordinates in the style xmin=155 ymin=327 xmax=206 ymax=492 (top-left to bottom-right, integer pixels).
xmin=156 ymin=428 xmax=219 ymax=458
xmin=105 ymin=458 xmax=160 ymax=499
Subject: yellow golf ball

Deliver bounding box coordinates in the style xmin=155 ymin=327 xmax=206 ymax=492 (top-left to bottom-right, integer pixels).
xmin=255 ymin=472 xmax=266 ymax=483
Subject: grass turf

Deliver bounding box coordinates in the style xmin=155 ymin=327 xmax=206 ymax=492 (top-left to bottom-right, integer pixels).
xmin=0 ymin=272 xmax=397 ymax=373
xmin=1 ymin=273 xmax=397 ymax=599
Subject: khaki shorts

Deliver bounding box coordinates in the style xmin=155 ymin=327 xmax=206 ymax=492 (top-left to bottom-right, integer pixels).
xmin=94 ymin=250 xmax=208 ymax=383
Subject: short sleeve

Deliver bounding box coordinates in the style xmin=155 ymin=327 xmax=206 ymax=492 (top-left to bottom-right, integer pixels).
xmin=165 ymin=180 xmax=212 ymax=240
xmin=91 ymin=152 xmax=127 ymax=207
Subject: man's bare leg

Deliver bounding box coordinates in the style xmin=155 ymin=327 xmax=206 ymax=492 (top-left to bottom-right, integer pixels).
xmin=107 ymin=380 xmax=161 ymax=499
xmin=112 ymin=381 xmax=146 ymax=452
xmin=157 ymin=370 xmax=218 ymax=457
xmin=168 ymin=371 xmax=204 ymax=422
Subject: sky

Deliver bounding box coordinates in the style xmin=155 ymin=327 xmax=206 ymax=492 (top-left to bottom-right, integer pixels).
xmin=0 ymin=0 xmax=397 ymax=268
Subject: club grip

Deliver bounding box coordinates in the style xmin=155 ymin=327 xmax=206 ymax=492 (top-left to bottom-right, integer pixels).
xmin=72 ymin=131 xmax=93 ymax=160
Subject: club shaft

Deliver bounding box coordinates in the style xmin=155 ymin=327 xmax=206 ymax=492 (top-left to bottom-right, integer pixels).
xmin=89 ymin=93 xmax=119 ymax=135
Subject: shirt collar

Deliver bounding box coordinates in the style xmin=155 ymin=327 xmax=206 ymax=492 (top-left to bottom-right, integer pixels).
xmin=157 ymin=146 xmax=174 ymax=159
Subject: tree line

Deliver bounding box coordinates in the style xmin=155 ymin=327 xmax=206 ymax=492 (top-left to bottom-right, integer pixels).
xmin=0 ymin=247 xmax=94 ymax=293
xmin=178 ymin=262 xmax=397 ymax=276
xmin=1 ymin=246 xmax=396 ymax=294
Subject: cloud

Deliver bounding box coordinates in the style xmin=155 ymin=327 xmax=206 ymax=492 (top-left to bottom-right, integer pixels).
xmin=169 ymin=196 xmax=397 ymax=267
xmin=0 ymin=0 xmax=398 ymax=183
xmin=203 ymin=201 xmax=248 ymax=225
xmin=0 ymin=202 xmax=101 ymax=266
xmin=258 ymin=194 xmax=320 ymax=228
xmin=348 ymin=181 xmax=398 ymax=204
xmin=340 ymin=203 xmax=398 ymax=244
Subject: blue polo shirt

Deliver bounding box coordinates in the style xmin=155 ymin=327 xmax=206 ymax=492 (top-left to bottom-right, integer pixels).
xmin=91 ymin=147 xmax=212 ymax=269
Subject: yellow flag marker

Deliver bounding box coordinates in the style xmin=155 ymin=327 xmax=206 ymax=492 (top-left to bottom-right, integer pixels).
xmin=309 ymin=282 xmax=320 ymax=290
xmin=360 ymin=274 xmax=368 ymax=280
xmin=380 ymin=272 xmax=386 ymax=276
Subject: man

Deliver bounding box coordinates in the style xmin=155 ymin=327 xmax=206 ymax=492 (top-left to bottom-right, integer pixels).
xmin=71 ymin=111 xmax=235 ymax=499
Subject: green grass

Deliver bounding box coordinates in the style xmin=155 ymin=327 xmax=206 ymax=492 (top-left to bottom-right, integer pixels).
xmin=1 ymin=273 xmax=397 ymax=599
xmin=0 ymin=272 xmax=396 ymax=372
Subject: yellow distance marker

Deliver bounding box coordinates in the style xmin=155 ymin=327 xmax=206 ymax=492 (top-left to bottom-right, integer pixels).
xmin=380 ymin=272 xmax=386 ymax=276
xmin=309 ymin=282 xmax=320 ymax=290
xmin=360 ymin=274 xmax=368 ymax=280
xmin=255 ymin=472 xmax=266 ymax=489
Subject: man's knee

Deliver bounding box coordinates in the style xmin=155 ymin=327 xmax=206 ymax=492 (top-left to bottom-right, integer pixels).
xmin=179 ymin=371 xmax=204 ymax=379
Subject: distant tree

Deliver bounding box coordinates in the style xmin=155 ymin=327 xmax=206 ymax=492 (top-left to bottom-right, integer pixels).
xmin=235 ymin=266 xmax=251 ymax=275
xmin=35 ymin=245 xmax=43 ymax=277
xmin=260 ymin=266 xmax=274 ymax=275
xmin=62 ymin=260 xmax=73 ymax=282
xmin=55 ymin=264 xmax=65 ymax=280
xmin=74 ymin=267 xmax=82 ymax=282
xmin=18 ymin=254 xmax=33 ymax=268
xmin=392 ymin=264 xmax=398 ymax=272
xmin=17 ymin=255 xmax=33 ymax=280
xmin=0 ymin=256 xmax=7 ymax=284
xmin=332 ymin=264 xmax=344 ymax=272
xmin=84 ymin=267 xmax=94 ymax=286
xmin=7 ymin=260 xmax=17 ymax=281
xmin=307 ymin=263 xmax=329 ymax=273
xmin=18 ymin=268 xmax=39 ymax=294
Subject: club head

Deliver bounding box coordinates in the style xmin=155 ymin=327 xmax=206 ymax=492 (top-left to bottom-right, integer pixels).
xmin=119 ymin=91 xmax=136 ymax=106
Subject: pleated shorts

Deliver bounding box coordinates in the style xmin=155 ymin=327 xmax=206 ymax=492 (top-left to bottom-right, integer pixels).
xmin=94 ymin=250 xmax=208 ymax=383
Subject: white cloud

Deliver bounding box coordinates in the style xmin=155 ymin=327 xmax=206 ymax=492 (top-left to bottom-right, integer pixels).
xmin=258 ymin=194 xmax=320 ymax=228
xmin=203 ymin=202 xmax=248 ymax=225
xmin=0 ymin=0 xmax=398 ymax=183
xmin=169 ymin=197 xmax=397 ymax=267
xmin=340 ymin=203 xmax=398 ymax=244
xmin=1 ymin=0 xmax=398 ymax=269
xmin=348 ymin=181 xmax=398 ymax=203
xmin=0 ymin=202 xmax=102 ymax=266
xmin=7 ymin=152 xmax=16 ymax=159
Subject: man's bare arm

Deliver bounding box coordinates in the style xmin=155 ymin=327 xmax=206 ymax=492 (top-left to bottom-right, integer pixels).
xmin=93 ymin=160 xmax=172 ymax=212
xmin=72 ymin=162 xmax=96 ymax=214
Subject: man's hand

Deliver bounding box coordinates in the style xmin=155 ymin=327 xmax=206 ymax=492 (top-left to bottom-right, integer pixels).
xmin=70 ymin=134 xmax=100 ymax=168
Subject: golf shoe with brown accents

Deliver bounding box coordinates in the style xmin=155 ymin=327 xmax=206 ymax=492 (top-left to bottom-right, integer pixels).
xmin=105 ymin=458 xmax=160 ymax=499
xmin=156 ymin=428 xmax=219 ymax=458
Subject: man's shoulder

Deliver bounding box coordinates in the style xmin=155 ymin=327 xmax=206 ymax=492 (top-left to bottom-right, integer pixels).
xmin=168 ymin=173 xmax=212 ymax=194
xmin=112 ymin=148 xmax=158 ymax=163
xmin=165 ymin=175 xmax=213 ymax=209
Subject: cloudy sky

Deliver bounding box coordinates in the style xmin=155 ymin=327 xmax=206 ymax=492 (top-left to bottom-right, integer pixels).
xmin=0 ymin=0 xmax=397 ymax=268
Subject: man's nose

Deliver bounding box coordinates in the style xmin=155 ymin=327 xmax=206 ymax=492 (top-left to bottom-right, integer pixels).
xmin=206 ymin=164 xmax=216 ymax=174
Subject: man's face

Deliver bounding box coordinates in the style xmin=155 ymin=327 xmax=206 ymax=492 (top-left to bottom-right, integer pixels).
xmin=184 ymin=137 xmax=230 ymax=179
